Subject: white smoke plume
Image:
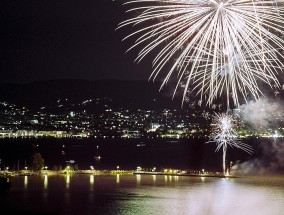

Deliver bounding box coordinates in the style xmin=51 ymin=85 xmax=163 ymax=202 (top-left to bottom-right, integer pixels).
xmin=236 ymin=98 xmax=284 ymax=130
xmin=232 ymin=139 xmax=284 ymax=175
xmin=232 ymin=98 xmax=284 ymax=175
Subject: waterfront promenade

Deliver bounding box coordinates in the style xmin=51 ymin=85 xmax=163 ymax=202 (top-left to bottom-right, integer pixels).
xmin=1 ymin=169 xmax=230 ymax=178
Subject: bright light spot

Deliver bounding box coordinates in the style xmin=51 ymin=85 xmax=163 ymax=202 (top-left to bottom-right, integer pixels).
xmin=24 ymin=176 xmax=28 ymax=189
xmin=90 ymin=175 xmax=94 ymax=185
xmin=44 ymin=174 xmax=48 ymax=189
xmin=66 ymin=175 xmax=70 ymax=189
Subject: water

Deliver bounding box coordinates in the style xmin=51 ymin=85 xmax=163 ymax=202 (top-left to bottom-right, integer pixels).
xmin=0 ymin=137 xmax=255 ymax=171
xmin=1 ymin=175 xmax=283 ymax=215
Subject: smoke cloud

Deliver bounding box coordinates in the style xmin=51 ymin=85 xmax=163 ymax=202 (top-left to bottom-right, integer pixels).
xmin=233 ymin=139 xmax=284 ymax=175
xmin=232 ymin=98 xmax=284 ymax=175
xmin=236 ymin=98 xmax=284 ymax=130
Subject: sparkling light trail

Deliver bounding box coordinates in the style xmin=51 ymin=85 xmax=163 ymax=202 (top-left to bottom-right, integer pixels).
xmin=118 ymin=0 xmax=284 ymax=108
xmin=208 ymin=113 xmax=253 ymax=175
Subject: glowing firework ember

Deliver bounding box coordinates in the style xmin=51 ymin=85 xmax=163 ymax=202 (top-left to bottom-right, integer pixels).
xmin=118 ymin=0 xmax=284 ymax=107
xmin=209 ymin=113 xmax=253 ymax=175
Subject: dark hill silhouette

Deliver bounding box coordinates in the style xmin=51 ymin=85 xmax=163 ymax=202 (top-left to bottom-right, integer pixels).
xmin=0 ymin=79 xmax=280 ymax=110
xmin=0 ymin=79 xmax=182 ymax=109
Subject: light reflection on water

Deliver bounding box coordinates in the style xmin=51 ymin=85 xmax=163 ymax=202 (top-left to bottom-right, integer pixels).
xmin=2 ymin=175 xmax=284 ymax=215
xmin=90 ymin=175 xmax=94 ymax=185
xmin=152 ymin=175 xmax=156 ymax=183
xmin=24 ymin=175 xmax=28 ymax=189
xmin=66 ymin=174 xmax=70 ymax=189
xmin=43 ymin=175 xmax=48 ymax=190
xmin=136 ymin=174 xmax=141 ymax=185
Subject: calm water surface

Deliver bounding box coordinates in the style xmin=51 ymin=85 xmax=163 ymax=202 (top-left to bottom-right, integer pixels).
xmin=1 ymin=175 xmax=283 ymax=215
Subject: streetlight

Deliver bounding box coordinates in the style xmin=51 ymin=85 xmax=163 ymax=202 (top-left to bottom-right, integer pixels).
xmin=90 ymin=166 xmax=94 ymax=174
xmin=66 ymin=165 xmax=71 ymax=174
xmin=116 ymin=166 xmax=120 ymax=174
xmin=44 ymin=166 xmax=48 ymax=174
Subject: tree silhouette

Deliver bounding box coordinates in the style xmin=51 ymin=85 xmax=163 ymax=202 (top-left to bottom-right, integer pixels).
xmin=30 ymin=153 xmax=45 ymax=171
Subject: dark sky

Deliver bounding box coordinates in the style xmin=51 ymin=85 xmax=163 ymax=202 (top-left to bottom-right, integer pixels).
xmin=0 ymin=0 xmax=151 ymax=83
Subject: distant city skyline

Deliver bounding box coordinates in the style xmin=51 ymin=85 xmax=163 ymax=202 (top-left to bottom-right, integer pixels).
xmin=0 ymin=0 xmax=150 ymax=83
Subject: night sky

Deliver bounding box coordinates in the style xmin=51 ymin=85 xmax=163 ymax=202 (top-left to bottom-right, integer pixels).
xmin=0 ymin=0 xmax=151 ymax=83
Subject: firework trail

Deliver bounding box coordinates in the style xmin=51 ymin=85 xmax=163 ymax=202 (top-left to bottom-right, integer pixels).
xmin=118 ymin=0 xmax=284 ymax=107
xmin=118 ymin=1 xmax=284 ymax=173
xmin=208 ymin=113 xmax=253 ymax=175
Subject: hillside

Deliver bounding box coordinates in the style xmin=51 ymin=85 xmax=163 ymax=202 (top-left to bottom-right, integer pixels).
xmin=0 ymin=79 xmax=183 ymax=109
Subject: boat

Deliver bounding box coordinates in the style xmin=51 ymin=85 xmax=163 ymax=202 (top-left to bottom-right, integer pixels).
xmin=94 ymin=145 xmax=102 ymax=161
xmin=0 ymin=177 xmax=11 ymax=191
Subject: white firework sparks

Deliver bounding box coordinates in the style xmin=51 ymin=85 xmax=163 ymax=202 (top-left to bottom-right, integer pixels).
xmin=118 ymin=0 xmax=284 ymax=107
xmin=209 ymin=113 xmax=253 ymax=175
xmin=191 ymin=44 xmax=282 ymax=106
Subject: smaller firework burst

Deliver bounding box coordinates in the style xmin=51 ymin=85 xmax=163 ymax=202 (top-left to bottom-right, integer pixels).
xmin=208 ymin=112 xmax=253 ymax=176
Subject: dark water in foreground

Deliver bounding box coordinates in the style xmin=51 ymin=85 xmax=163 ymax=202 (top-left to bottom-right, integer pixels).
xmin=1 ymin=175 xmax=283 ymax=215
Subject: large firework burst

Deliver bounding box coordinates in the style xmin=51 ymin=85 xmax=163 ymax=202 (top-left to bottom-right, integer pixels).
xmin=118 ymin=0 xmax=284 ymax=107
xmin=209 ymin=113 xmax=253 ymax=175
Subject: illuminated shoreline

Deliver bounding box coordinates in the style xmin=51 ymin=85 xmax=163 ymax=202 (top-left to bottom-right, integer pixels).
xmin=2 ymin=169 xmax=236 ymax=178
